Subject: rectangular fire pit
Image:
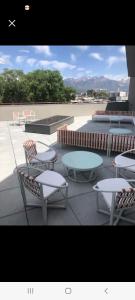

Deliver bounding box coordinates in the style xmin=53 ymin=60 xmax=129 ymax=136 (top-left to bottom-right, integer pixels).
xmin=25 ymin=115 xmax=74 ymax=134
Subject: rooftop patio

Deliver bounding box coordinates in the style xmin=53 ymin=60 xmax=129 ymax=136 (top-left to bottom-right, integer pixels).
xmin=0 ymin=115 xmax=135 ymax=225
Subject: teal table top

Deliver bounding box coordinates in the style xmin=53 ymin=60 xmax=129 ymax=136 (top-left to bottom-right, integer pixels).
xmin=62 ymin=151 xmax=103 ymax=171
xmin=109 ymin=128 xmax=132 ymax=135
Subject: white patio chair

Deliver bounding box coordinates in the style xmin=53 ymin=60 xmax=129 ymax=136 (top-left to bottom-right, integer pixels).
xmin=113 ymin=148 xmax=135 ymax=178
xmin=29 ymin=110 xmax=36 ymax=122
xmin=93 ymin=178 xmax=135 ymax=225
xmin=23 ymin=110 xmax=36 ymax=123
xmin=13 ymin=111 xmax=26 ymax=125
xmin=18 ymin=166 xmax=68 ymax=225
xmin=23 ymin=140 xmax=57 ymax=170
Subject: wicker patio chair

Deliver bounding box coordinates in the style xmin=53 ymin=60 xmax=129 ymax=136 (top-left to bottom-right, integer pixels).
xmin=113 ymin=148 xmax=135 ymax=177
xmin=23 ymin=140 xmax=57 ymax=170
xmin=18 ymin=166 xmax=68 ymax=225
xmin=93 ymin=178 xmax=135 ymax=225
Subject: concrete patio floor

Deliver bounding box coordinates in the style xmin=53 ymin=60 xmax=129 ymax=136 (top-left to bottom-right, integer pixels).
xmin=0 ymin=116 xmax=135 ymax=225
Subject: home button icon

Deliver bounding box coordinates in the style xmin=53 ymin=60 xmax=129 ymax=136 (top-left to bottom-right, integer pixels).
xmin=65 ymin=288 xmax=72 ymax=294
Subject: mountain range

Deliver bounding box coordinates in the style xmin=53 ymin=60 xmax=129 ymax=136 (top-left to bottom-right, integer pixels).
xmin=64 ymin=76 xmax=129 ymax=92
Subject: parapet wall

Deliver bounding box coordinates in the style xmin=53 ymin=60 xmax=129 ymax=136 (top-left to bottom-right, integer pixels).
xmin=0 ymin=103 xmax=107 ymax=121
xmin=0 ymin=102 xmax=129 ymax=121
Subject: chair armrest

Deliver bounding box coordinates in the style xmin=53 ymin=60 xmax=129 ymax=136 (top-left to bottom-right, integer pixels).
xmin=113 ymin=160 xmax=135 ymax=168
xmin=36 ymin=141 xmax=54 ymax=151
xmin=93 ymin=184 xmax=121 ymax=193
xmin=120 ymin=148 xmax=135 ymax=156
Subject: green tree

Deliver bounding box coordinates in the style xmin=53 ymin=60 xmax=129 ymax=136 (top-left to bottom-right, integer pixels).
xmin=26 ymin=70 xmax=49 ymax=101
xmin=0 ymin=75 xmax=4 ymax=103
xmin=46 ymin=70 xmax=66 ymax=102
xmin=0 ymin=68 xmax=76 ymax=103
xmin=26 ymin=70 xmax=66 ymax=102
xmin=87 ymin=89 xmax=96 ymax=97
xmin=1 ymin=69 xmax=28 ymax=103
xmin=64 ymin=86 xmax=76 ymax=102
xmin=87 ymin=89 xmax=109 ymax=99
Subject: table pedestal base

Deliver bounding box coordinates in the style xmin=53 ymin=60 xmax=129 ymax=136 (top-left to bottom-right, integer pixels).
xmin=66 ymin=168 xmax=97 ymax=183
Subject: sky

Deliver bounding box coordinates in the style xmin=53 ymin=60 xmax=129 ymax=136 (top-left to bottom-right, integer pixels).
xmin=0 ymin=46 xmax=128 ymax=81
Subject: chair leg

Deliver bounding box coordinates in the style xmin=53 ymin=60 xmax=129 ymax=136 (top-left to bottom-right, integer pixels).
xmin=96 ymin=192 xmax=100 ymax=212
xmin=50 ymin=161 xmax=54 ymax=170
xmin=116 ymin=167 xmax=119 ymax=178
xmin=109 ymin=198 xmax=115 ymax=225
xmin=42 ymin=199 xmax=47 ymax=225
xmin=40 ymin=185 xmax=47 ymax=224
xmin=18 ymin=174 xmax=29 ymax=225
xmin=64 ymin=186 xmax=68 ymax=208
xmin=113 ymin=209 xmax=123 ymax=225
xmin=110 ymin=210 xmax=114 ymax=225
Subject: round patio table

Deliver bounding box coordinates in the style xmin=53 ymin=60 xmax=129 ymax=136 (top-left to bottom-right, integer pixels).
xmin=62 ymin=151 xmax=103 ymax=182
xmin=107 ymin=127 xmax=133 ymax=157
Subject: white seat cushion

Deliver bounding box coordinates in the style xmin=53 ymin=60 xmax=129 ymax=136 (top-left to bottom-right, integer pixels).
xmin=96 ymin=178 xmax=131 ymax=209
xmin=115 ymin=155 xmax=135 ymax=172
xmin=36 ymin=170 xmax=66 ymax=186
xmin=35 ymin=170 xmax=66 ymax=198
xmin=31 ymin=149 xmax=56 ymax=163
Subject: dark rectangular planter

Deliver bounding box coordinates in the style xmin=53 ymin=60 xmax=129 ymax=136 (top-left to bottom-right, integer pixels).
xmin=25 ymin=115 xmax=74 ymax=134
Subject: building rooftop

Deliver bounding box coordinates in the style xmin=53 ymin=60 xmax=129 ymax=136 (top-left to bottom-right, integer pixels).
xmin=0 ymin=116 xmax=134 ymax=225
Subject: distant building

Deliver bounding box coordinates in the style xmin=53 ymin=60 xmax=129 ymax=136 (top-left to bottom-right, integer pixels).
xmin=118 ymin=91 xmax=128 ymax=97
xmin=116 ymin=91 xmax=128 ymax=101
xmin=109 ymin=91 xmax=128 ymax=101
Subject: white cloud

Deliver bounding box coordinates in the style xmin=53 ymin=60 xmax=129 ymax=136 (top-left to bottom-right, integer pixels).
xmin=27 ymin=58 xmax=37 ymax=66
xmin=75 ymin=46 xmax=89 ymax=51
xmin=33 ymin=46 xmax=52 ymax=56
xmin=39 ymin=60 xmax=76 ymax=70
xmin=107 ymin=55 xmax=126 ymax=67
xmin=90 ymin=52 xmax=103 ymax=61
xmin=0 ymin=53 xmax=11 ymax=65
xmin=16 ymin=56 xmax=26 ymax=63
xmin=107 ymin=56 xmax=118 ymax=67
xmin=70 ymin=53 xmax=76 ymax=62
xmin=19 ymin=49 xmax=30 ymax=53
xmin=119 ymin=46 xmax=126 ymax=54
